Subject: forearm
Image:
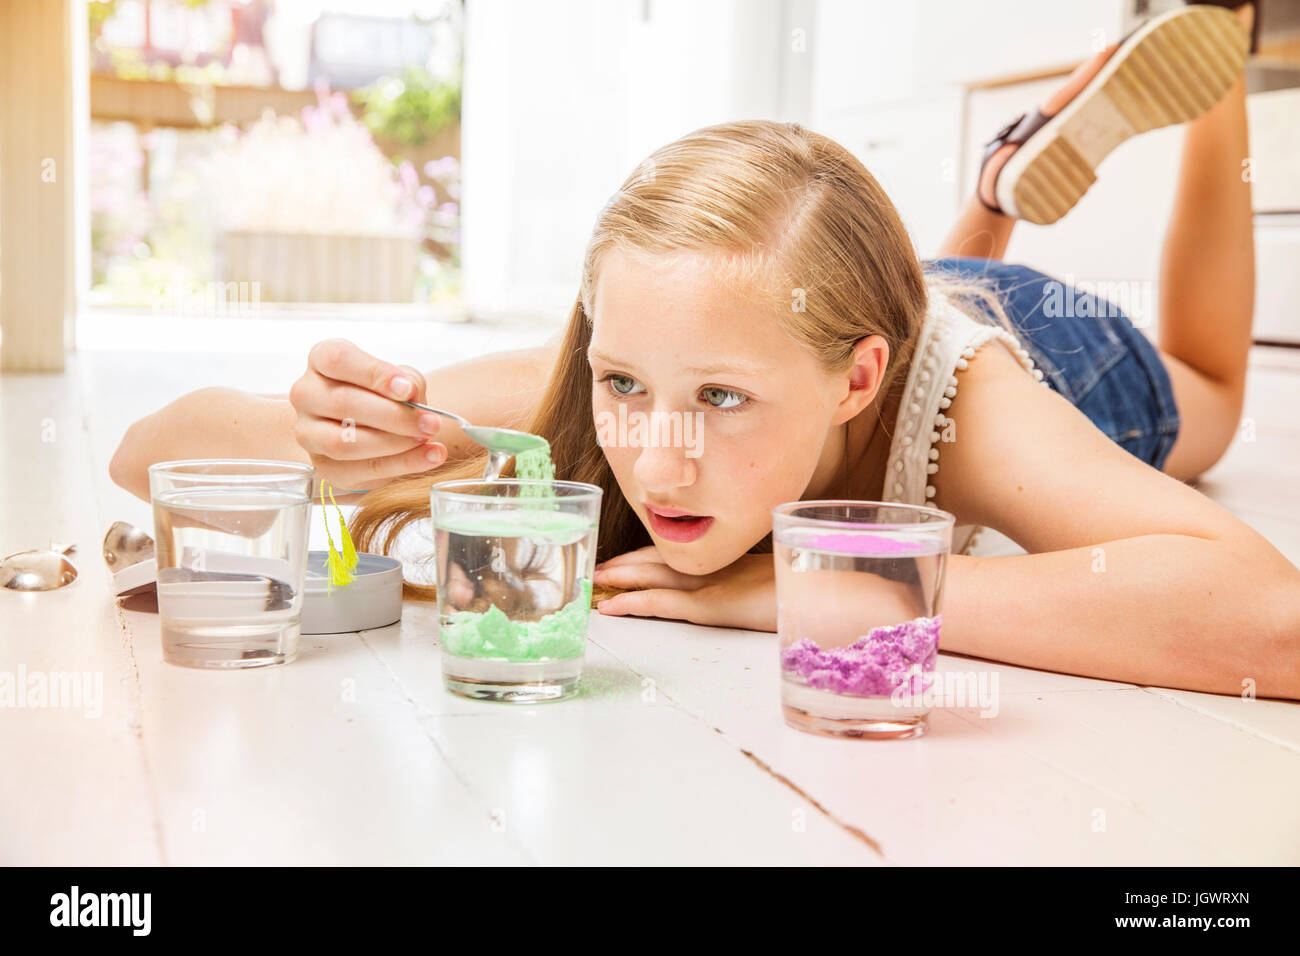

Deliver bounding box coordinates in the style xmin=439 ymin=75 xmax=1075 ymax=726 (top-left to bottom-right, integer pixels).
xmin=109 ymin=387 xmax=306 ymax=502
xmin=941 ymin=535 xmax=1300 ymax=699
xmin=109 ymin=344 xmax=560 ymax=504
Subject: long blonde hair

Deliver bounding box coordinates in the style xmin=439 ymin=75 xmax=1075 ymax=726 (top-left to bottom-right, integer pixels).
xmin=350 ymin=119 xmax=1012 ymax=601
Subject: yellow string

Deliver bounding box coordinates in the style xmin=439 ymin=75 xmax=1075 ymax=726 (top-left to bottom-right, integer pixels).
xmin=320 ymin=479 xmax=358 ymax=588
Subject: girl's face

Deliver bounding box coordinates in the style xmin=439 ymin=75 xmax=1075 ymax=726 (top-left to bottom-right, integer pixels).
xmin=588 ymin=248 xmax=881 ymax=575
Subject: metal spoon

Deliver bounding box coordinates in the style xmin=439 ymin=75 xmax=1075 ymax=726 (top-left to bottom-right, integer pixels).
xmin=403 ymin=400 xmax=548 ymax=481
xmin=1 ymin=543 xmax=78 ymax=591
xmin=102 ymin=520 xmax=158 ymax=597
xmin=103 ymin=520 xmax=154 ymax=572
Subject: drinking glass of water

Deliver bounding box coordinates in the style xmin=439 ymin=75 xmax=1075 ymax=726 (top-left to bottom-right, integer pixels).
xmin=431 ymin=479 xmax=602 ymax=702
xmin=772 ymin=500 xmax=955 ymax=740
xmin=149 ymin=459 xmax=314 ymax=669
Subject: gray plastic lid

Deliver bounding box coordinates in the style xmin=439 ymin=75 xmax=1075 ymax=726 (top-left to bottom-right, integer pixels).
xmin=301 ymin=550 xmax=404 ymax=635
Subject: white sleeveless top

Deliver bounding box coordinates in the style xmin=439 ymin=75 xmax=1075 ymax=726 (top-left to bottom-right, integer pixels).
xmin=881 ymin=292 xmax=1052 ymax=556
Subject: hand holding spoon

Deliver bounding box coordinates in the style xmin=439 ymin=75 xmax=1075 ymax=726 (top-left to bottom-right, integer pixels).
xmin=401 ymin=400 xmax=547 ymax=481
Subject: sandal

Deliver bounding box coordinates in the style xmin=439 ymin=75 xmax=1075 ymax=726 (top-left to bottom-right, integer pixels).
xmin=978 ymin=4 xmax=1250 ymax=225
xmin=1188 ymin=0 xmax=1260 ymax=55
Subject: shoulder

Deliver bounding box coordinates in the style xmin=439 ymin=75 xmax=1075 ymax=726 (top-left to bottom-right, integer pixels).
xmin=931 ymin=332 xmax=1242 ymax=554
xmin=929 ymin=333 xmax=1084 ymax=533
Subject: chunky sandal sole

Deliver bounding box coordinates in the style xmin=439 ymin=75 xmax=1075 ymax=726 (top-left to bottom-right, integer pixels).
xmin=996 ymin=5 xmax=1249 ymax=225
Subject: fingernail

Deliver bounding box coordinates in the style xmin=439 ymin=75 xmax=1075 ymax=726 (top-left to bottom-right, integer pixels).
xmin=418 ymin=413 xmax=439 ymax=434
xmin=426 ymin=445 xmax=445 ymax=464
xmin=391 ymin=375 xmax=413 ymax=399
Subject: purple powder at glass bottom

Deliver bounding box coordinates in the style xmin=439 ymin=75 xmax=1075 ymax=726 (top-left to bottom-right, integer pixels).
xmin=780 ymin=614 xmax=942 ymax=697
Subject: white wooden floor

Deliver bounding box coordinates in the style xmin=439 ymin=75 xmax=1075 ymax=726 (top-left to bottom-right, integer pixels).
xmin=1 ymin=315 xmax=1298 ymax=865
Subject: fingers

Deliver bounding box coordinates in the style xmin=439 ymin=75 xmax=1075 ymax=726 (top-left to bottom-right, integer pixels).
xmin=596 ymin=587 xmax=706 ymax=623
xmin=445 ymin=561 xmax=475 ymax=609
xmin=294 ymin=375 xmax=439 ymax=438
xmin=292 ymin=340 xmax=444 ymax=490
xmin=308 ymin=338 xmax=424 ymax=402
xmin=394 ymin=364 xmax=429 ymax=405
xmin=594 ymin=545 xmax=663 ymax=571
xmin=296 ymin=416 xmax=438 ymax=461
xmin=307 ymin=441 xmax=447 ymax=491
xmin=592 ymin=560 xmax=702 ymax=592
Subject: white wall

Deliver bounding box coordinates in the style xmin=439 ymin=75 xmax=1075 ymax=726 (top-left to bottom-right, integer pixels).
xmin=460 ymin=0 xmax=813 ymax=323
xmin=808 ymin=0 xmax=1133 ymax=258
xmin=463 ymin=0 xmax=1221 ymax=324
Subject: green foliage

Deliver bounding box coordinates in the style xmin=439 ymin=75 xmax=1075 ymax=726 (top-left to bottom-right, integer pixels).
xmin=89 ymin=1 xmax=118 ymax=33
xmin=353 ymin=67 xmax=461 ymax=146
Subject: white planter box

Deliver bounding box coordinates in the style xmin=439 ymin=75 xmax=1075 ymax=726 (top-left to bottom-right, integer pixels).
xmin=221 ymin=231 xmax=421 ymax=304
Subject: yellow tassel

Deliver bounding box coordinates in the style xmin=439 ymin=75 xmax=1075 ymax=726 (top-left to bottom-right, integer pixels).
xmin=327 ymin=486 xmax=358 ymax=567
xmin=320 ymin=479 xmax=356 ymax=588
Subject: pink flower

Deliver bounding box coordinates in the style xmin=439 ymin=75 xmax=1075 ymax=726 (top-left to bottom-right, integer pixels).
xmin=423 ymin=156 xmax=460 ymax=179
xmin=397 ymin=160 xmax=418 ymax=190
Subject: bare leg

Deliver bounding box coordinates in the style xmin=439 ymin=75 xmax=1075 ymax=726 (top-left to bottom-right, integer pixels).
xmin=937 ymin=196 xmax=1016 ymax=261
xmin=1158 ymin=6 xmax=1256 ymax=482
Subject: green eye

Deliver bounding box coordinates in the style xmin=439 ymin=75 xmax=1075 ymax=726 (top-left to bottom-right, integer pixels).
xmin=702 ymin=386 xmax=747 ymax=410
xmin=600 ymin=374 xmax=644 ymax=397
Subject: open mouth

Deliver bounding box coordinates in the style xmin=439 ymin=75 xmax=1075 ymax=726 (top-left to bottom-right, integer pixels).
xmin=645 ymin=505 xmax=715 ymax=543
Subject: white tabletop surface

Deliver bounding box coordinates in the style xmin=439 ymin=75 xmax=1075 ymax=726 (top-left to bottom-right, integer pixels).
xmin=4 ymin=342 xmax=1300 ymax=866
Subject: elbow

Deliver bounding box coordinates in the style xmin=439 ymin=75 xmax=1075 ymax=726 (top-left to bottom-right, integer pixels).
xmin=107 ymin=426 xmax=140 ymax=502
xmin=1249 ymin=566 xmax=1300 ymax=701
xmin=108 ymin=421 xmax=150 ymax=502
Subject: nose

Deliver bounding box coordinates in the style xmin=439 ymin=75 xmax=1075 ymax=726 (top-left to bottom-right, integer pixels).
xmin=631 ymin=412 xmax=698 ymax=493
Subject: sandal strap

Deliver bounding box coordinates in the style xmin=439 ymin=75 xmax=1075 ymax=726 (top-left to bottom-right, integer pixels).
xmin=977 ymin=109 xmax=1052 ymax=213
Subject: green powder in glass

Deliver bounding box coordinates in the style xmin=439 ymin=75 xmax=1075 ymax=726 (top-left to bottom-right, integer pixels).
xmin=441 ymin=576 xmax=593 ymax=661
xmin=435 ymin=509 xmax=593 ymax=538
xmin=514 ymin=440 xmax=555 ymax=499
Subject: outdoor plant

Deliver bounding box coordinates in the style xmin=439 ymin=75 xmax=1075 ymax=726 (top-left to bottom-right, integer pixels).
xmin=211 ymin=80 xmax=427 ymax=237
xmin=354 ymin=66 xmax=462 ymax=146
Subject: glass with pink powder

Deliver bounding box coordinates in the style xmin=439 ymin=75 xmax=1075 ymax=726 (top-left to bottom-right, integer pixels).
xmin=772 ymin=501 xmax=955 ymax=740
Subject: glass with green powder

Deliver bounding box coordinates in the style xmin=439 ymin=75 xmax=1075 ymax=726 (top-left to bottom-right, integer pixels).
xmin=431 ymin=474 xmax=602 ymax=702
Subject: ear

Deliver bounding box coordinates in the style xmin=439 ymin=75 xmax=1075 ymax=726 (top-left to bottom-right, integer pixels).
xmin=836 ymin=334 xmax=890 ymax=423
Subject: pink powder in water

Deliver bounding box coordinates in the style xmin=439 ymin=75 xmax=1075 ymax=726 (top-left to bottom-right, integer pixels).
xmin=780 ymin=614 xmax=941 ymax=696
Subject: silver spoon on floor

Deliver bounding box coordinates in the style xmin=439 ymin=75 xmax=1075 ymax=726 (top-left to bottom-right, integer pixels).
xmin=402 ymin=400 xmax=548 ymax=481
xmin=1 ymin=543 xmax=78 ymax=591
xmin=103 ymin=520 xmax=157 ymax=597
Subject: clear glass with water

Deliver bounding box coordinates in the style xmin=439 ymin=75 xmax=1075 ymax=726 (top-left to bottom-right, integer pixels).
xmin=149 ymin=460 xmax=314 ymax=669
xmin=431 ymin=479 xmax=603 ymax=702
xmin=772 ymin=501 xmax=955 ymax=740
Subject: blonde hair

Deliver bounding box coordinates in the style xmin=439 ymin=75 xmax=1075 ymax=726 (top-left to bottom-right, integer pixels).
xmin=350 ymin=120 xmax=1015 ymax=601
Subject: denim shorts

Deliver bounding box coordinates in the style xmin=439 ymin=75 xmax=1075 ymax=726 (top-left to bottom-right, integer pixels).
xmin=924 ymin=257 xmax=1181 ymax=470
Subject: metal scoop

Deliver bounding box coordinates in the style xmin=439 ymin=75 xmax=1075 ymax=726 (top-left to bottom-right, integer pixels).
xmin=103 ymin=520 xmax=157 ymax=597
xmin=1 ymin=543 xmax=78 ymax=591
xmin=403 ymin=400 xmax=548 ymax=481
xmin=103 ymin=520 xmax=154 ymax=573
